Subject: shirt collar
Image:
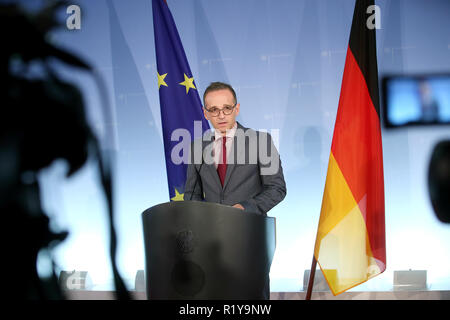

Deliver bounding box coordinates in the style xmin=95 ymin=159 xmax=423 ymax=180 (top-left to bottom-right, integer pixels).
xmin=214 ymin=122 xmax=237 ymax=140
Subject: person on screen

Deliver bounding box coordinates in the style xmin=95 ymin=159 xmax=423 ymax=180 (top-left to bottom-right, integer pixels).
xmin=184 ymin=81 xmax=286 ymax=216
xmin=418 ymin=80 xmax=440 ymax=122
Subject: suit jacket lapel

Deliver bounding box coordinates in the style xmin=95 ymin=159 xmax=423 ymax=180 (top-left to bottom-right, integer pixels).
xmin=202 ymin=122 xmax=247 ymax=191
xmin=222 ymin=122 xmax=246 ymax=190
xmin=202 ymin=132 xmax=222 ymax=190
xmin=222 ymin=136 xmax=236 ymax=190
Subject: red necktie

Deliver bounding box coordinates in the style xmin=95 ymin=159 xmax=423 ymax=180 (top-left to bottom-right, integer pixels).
xmin=217 ymin=137 xmax=227 ymax=186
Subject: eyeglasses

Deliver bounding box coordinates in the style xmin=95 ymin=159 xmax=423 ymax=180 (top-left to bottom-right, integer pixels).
xmin=204 ymin=104 xmax=236 ymax=117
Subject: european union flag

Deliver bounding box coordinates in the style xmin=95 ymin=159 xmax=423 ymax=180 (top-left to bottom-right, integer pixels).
xmin=152 ymin=0 xmax=209 ymax=201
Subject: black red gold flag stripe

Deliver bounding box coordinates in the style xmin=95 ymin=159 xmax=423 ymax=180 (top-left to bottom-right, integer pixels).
xmin=313 ymin=0 xmax=386 ymax=295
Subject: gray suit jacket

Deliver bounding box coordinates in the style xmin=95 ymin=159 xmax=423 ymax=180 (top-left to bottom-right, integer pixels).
xmin=184 ymin=122 xmax=286 ymax=215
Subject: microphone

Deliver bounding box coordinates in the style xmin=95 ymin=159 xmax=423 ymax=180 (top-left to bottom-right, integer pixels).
xmin=189 ymin=162 xmax=204 ymax=201
xmin=189 ymin=137 xmax=209 ymax=201
xmin=188 ymin=131 xmax=213 ymax=201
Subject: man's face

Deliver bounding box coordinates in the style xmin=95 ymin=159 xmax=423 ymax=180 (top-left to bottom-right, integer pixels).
xmin=203 ymin=89 xmax=240 ymax=135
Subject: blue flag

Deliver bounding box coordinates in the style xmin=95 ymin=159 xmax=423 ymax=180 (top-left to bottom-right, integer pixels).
xmin=152 ymin=0 xmax=210 ymax=201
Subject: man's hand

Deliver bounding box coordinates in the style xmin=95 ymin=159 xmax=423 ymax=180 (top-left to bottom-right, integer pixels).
xmin=232 ymin=203 xmax=244 ymax=210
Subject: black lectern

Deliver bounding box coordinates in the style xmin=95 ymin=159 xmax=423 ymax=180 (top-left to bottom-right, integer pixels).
xmin=141 ymin=201 xmax=276 ymax=299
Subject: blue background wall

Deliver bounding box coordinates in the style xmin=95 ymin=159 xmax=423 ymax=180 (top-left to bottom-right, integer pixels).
xmin=22 ymin=0 xmax=450 ymax=291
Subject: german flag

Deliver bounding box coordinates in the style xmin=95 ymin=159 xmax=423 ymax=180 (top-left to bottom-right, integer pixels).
xmin=313 ymin=0 xmax=386 ymax=295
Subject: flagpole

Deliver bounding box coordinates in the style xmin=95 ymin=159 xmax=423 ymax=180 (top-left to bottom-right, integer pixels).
xmin=305 ymin=255 xmax=317 ymax=300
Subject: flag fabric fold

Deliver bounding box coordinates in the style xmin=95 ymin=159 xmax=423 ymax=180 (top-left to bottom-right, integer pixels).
xmin=313 ymin=0 xmax=386 ymax=295
xmin=152 ymin=0 xmax=209 ymax=201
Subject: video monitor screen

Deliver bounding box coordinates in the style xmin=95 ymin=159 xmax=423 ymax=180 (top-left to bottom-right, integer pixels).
xmin=382 ymin=74 xmax=450 ymax=128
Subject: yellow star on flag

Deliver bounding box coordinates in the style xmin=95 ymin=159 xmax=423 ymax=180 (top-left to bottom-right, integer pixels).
xmin=179 ymin=73 xmax=196 ymax=94
xmin=171 ymin=188 xmax=184 ymax=201
xmin=157 ymin=72 xmax=168 ymax=89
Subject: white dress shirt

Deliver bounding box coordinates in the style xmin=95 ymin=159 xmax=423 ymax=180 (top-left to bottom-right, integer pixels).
xmin=213 ymin=122 xmax=237 ymax=169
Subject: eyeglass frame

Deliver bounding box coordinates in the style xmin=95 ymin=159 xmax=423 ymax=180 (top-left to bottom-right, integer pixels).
xmin=203 ymin=103 xmax=237 ymax=117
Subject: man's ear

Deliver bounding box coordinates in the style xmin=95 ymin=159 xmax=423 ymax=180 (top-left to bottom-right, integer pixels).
xmin=235 ymin=103 xmax=240 ymax=116
xmin=203 ymin=107 xmax=209 ymax=120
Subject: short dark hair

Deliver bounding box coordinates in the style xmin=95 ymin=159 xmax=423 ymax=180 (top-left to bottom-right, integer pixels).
xmin=203 ymin=82 xmax=237 ymax=106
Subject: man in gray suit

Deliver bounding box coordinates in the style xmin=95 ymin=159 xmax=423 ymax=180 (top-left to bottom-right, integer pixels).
xmin=184 ymin=82 xmax=286 ymax=299
xmin=184 ymin=81 xmax=286 ymax=216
